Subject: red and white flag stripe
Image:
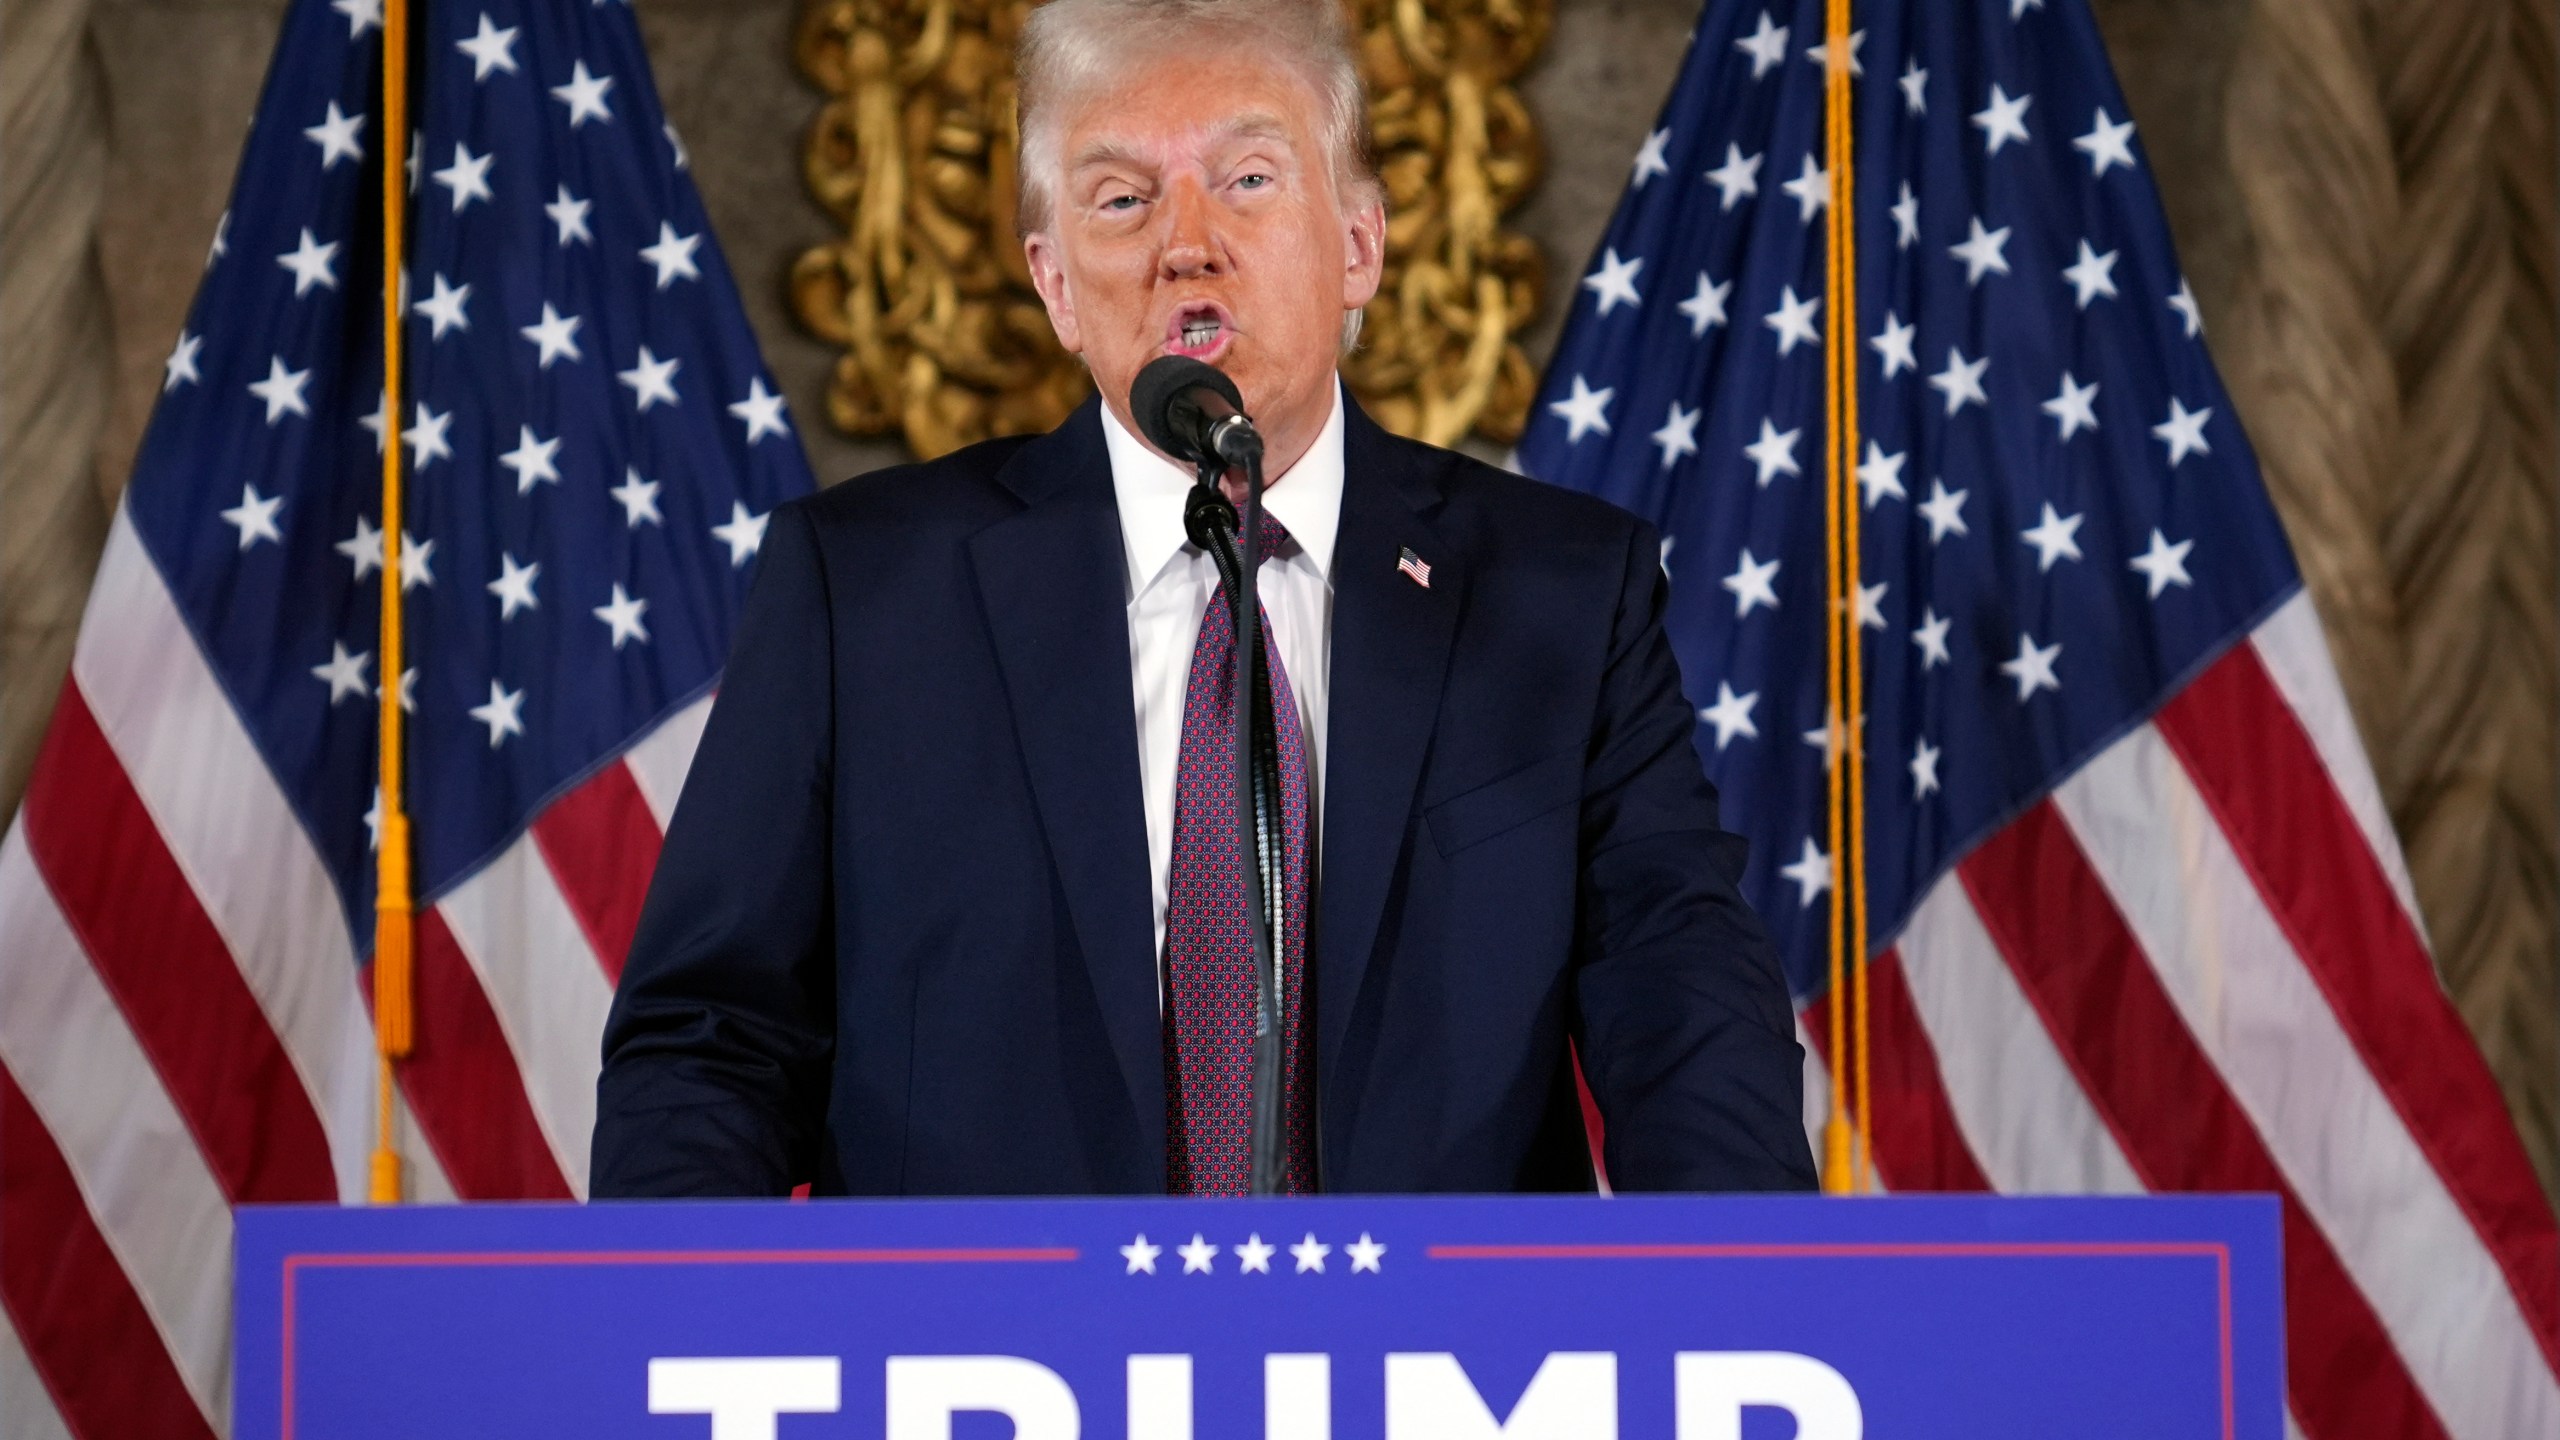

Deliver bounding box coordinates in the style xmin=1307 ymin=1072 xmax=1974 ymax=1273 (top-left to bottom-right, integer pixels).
xmin=0 ymin=511 xmax=704 ymax=1436
xmin=1799 ymin=591 xmax=2559 ymax=1440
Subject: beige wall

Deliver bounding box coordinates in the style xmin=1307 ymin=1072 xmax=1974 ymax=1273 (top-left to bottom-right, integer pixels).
xmin=4 ymin=0 xmax=2553 ymax=1193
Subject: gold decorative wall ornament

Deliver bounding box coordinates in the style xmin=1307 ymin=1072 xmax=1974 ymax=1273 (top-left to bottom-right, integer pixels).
xmin=792 ymin=0 xmax=1550 ymax=461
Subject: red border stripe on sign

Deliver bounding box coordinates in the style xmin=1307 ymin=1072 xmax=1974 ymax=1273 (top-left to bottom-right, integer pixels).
xmin=383 ymin=911 xmax=574 ymax=1200
xmin=20 ymin=684 xmax=336 ymax=1204
xmin=1961 ymin=802 xmax=2449 ymax=1440
xmin=2157 ymin=643 xmax=2560 ymax=1367
xmin=1803 ymin=950 xmax=1993 ymax=1193
xmin=0 ymin=1058 xmax=217 ymax=1440
xmin=530 ymin=760 xmax=664 ymax=986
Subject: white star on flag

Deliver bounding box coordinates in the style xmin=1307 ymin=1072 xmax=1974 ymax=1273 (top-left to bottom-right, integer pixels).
xmin=1871 ymin=310 xmax=1918 ymax=378
xmin=1723 ymin=547 xmax=1782 ymax=617
xmin=432 ymin=141 xmax=495 ymax=212
xmin=277 ymin=228 xmax=341 ymax=296
xmin=1780 ymin=837 xmax=1831 ymax=907
xmin=1120 ymin=1234 xmax=1162 ymax=1275
xmin=398 ymin=531 xmax=436 ymax=591
xmin=641 ymin=222 xmax=703 ymax=289
xmin=2062 ymin=241 xmax=2120 ymax=309
xmin=1630 ymin=127 xmax=1670 ymax=187
xmin=1234 ymin=1234 xmax=1276 ymax=1274
xmin=1972 ymin=83 xmax=2033 ymax=154
xmin=487 ymin=552 xmax=541 ymax=620
xmin=1651 ymin=401 xmax=1701 ymax=468
xmin=521 ymin=303 xmax=584 ymax=368
xmin=315 ymin=646 xmax=380 ymax=706
xmin=1781 ymin=153 xmax=1830 ymax=222
xmin=2153 ymin=398 xmax=2213 ymax=466
xmin=2000 ymin=632 xmax=2064 ymax=701
xmin=163 ymin=330 xmax=203 ymax=392
xmin=1290 ymin=1234 xmax=1330 ymax=1273
xmin=499 ymin=425 xmax=562 ymax=493
xmin=1700 ymin=681 xmax=1760 ymax=749
xmin=1678 ymin=271 xmax=1731 ymax=336
xmin=414 ymin=272 xmax=473 ymax=338
xmin=1734 ymin=11 xmax=1788 ymax=77
xmin=1919 ymin=480 xmax=1970 ymax=543
xmin=2042 ymin=372 xmax=2100 ymax=440
xmin=403 ymin=402 xmax=454 ymax=468
xmin=1857 ymin=442 xmax=1908 ymax=507
xmin=592 ymin=584 xmax=652 ymax=649
xmin=249 ymin=355 xmax=313 ymax=423
xmin=2021 ymin=503 xmax=2087 ymax=572
xmin=1703 ymin=144 xmax=1762 ymax=210
xmin=2074 ymin=107 xmax=2137 ymax=176
xmin=1910 ymin=737 xmax=1942 ymax=798
xmin=1546 ymin=374 xmax=1613 ymax=442
xmin=1582 ymin=247 xmax=1643 ymax=315
xmin=1911 ymin=606 xmax=1953 ymax=668
xmin=1177 ymin=1234 xmax=1220 ymax=1274
xmin=550 ymin=61 xmax=616 ymax=127
xmin=1743 ymin=418 xmax=1802 ymax=486
xmin=619 ymin=346 xmax=682 ymax=411
xmin=470 ymin=678 xmax=527 ymax=747
xmin=1927 ymin=347 xmax=1990 ymax=415
xmin=729 ymin=377 xmax=791 ymax=443
xmin=2130 ymin=529 xmax=2195 ymax=598
xmin=222 ymin=485 xmax=285 ymax=549
xmin=712 ymin=500 xmax=770 ymax=567
xmin=546 ymin=184 xmax=594 ymax=246
xmin=457 ymin=13 xmax=520 ymax=80
xmin=337 ymin=514 xmax=384 ymax=578
xmin=1763 ymin=285 xmax=1821 ymax=356
xmin=1949 ymin=217 xmax=2013 ymax=285
xmin=303 ymin=101 xmax=366 ymax=169
xmin=612 ymin=468 xmax=664 ymax=527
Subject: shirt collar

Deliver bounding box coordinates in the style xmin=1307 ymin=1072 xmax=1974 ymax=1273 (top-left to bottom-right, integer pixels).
xmin=1103 ymin=377 xmax=1345 ymax=600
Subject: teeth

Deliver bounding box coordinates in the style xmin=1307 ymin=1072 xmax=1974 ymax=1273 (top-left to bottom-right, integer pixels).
xmin=1181 ymin=318 xmax=1219 ymax=345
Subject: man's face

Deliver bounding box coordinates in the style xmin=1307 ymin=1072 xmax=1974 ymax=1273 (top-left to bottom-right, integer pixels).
xmin=1023 ymin=48 xmax=1385 ymax=477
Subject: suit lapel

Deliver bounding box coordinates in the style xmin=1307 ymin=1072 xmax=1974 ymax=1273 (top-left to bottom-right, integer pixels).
xmin=967 ymin=402 xmax=1164 ymax=1169
xmin=1318 ymin=402 xmax=1461 ymax=1080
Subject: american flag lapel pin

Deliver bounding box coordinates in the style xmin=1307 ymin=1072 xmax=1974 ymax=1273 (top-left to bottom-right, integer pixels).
xmin=1397 ymin=546 xmax=1432 ymax=589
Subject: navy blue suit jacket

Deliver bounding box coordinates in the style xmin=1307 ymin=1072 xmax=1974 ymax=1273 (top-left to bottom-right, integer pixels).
xmin=591 ymin=396 xmax=1815 ymax=1196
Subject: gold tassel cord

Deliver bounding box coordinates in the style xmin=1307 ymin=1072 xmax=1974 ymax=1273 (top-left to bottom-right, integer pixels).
xmin=1817 ymin=0 xmax=1869 ymax=1196
xmin=369 ymin=0 xmax=413 ymax=1207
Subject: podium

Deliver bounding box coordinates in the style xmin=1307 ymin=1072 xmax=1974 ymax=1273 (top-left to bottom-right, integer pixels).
xmin=236 ymin=1193 xmax=2279 ymax=1438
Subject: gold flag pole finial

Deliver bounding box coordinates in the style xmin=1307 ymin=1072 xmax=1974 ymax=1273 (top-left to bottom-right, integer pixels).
xmin=369 ymin=0 xmax=414 ymax=1206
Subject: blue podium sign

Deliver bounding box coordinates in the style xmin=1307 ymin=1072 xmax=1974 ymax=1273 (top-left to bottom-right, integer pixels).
xmin=236 ymin=1194 xmax=2278 ymax=1439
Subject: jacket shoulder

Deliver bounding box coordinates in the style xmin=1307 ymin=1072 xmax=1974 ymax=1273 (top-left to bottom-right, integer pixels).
xmin=1380 ymin=431 xmax=1649 ymax=551
xmin=785 ymin=432 xmax=1042 ymax=540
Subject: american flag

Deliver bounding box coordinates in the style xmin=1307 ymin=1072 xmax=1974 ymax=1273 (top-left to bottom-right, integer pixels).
xmin=1516 ymin=1 xmax=2558 ymax=1436
xmin=0 ymin=0 xmax=810 ymax=1430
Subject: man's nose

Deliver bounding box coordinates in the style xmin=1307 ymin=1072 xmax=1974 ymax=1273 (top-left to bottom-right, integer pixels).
xmin=1157 ymin=181 xmax=1225 ymax=279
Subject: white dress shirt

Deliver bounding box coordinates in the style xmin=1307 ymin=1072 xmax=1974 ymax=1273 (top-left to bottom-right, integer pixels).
xmin=1103 ymin=381 xmax=1343 ymax=966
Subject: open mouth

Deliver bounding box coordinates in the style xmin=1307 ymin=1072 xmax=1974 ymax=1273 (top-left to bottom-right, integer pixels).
xmin=1164 ymin=301 xmax=1234 ymax=360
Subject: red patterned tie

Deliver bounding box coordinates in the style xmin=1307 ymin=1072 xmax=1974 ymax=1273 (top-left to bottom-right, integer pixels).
xmin=1163 ymin=510 xmax=1316 ymax=1194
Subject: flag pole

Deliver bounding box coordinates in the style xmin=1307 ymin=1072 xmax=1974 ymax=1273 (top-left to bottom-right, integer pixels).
xmin=1818 ymin=0 xmax=1870 ymax=1195
xmin=369 ymin=0 xmax=414 ymax=1205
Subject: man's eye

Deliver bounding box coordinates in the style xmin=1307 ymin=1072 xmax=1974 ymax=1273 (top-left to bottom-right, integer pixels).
xmin=1103 ymin=194 xmax=1143 ymax=212
xmin=1236 ymin=173 xmax=1272 ymax=190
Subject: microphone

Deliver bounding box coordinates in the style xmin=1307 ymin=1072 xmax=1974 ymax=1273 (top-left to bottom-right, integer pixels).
xmin=1132 ymin=355 xmax=1264 ymax=469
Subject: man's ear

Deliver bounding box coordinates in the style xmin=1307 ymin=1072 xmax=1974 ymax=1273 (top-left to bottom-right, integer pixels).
xmin=1341 ymin=192 xmax=1387 ymax=311
xmin=1023 ymin=232 xmax=1084 ymax=355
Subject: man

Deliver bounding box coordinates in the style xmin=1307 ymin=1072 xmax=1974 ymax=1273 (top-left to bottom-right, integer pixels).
xmin=592 ymin=0 xmax=1814 ymax=1197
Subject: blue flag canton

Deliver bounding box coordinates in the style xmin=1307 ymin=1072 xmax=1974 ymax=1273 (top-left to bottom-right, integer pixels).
xmin=122 ymin=0 xmax=814 ymax=947
xmin=1515 ymin=0 xmax=2303 ymax=999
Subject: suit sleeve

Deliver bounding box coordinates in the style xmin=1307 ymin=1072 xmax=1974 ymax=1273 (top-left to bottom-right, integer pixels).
xmin=1571 ymin=517 xmax=1820 ymax=1193
xmin=591 ymin=501 xmax=836 ymax=1197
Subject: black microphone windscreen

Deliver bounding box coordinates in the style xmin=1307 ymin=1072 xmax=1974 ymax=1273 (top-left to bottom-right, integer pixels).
xmin=1130 ymin=355 xmax=1242 ymax=463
